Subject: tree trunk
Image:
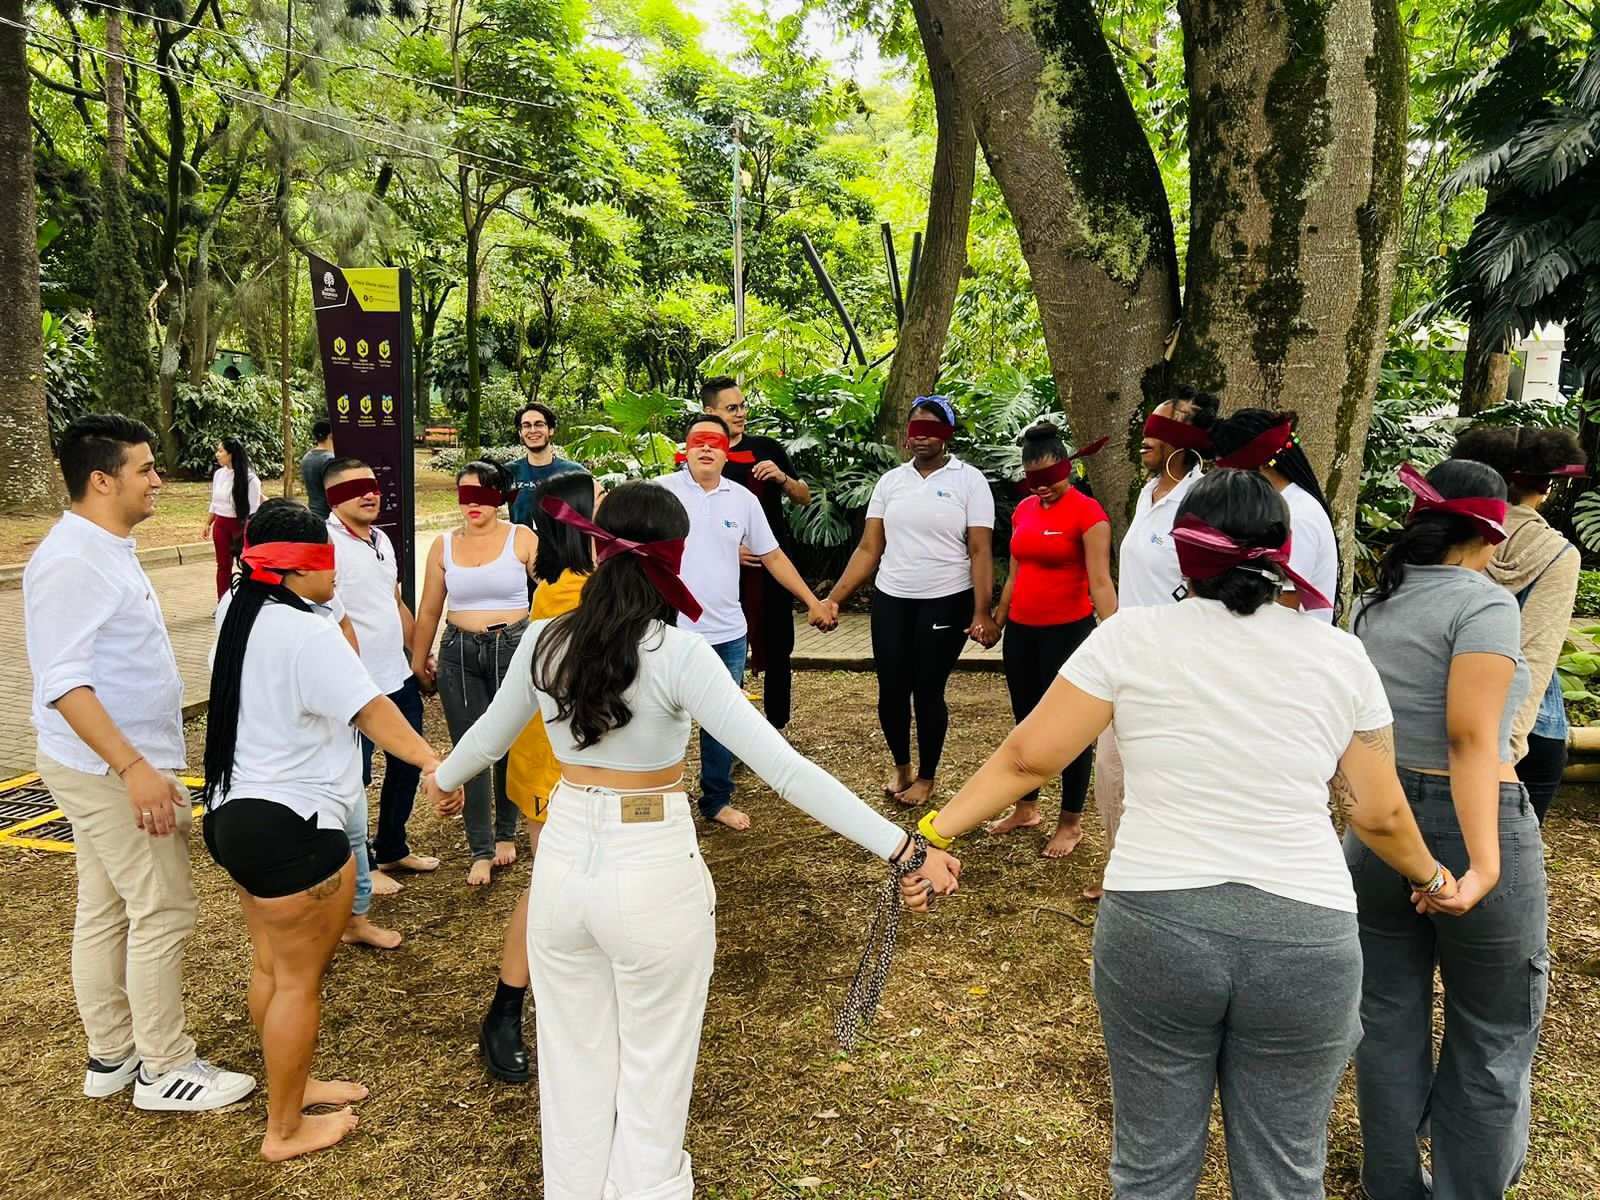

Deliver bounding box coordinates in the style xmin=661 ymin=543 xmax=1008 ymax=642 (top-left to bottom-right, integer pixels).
xmin=918 ymin=0 xmax=1181 ymax=539
xmin=188 ymin=230 xmax=211 ymax=387
xmin=464 ymin=219 xmax=482 ymax=454
xmin=105 ymin=10 xmax=127 ymax=175
xmin=0 ymin=0 xmax=62 ymax=512
xmin=1459 ymin=316 xmax=1511 ymax=416
xmin=155 ymin=277 xmax=184 ymax=468
xmin=877 ymin=0 xmax=977 ymax=444
xmin=1173 ymin=0 xmax=1408 ymax=545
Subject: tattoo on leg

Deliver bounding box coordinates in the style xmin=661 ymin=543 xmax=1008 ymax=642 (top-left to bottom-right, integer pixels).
xmin=306 ymin=871 xmax=344 ymax=900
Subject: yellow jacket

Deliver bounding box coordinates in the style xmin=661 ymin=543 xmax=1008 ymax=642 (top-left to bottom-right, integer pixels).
xmin=505 ymin=569 xmax=587 ymax=821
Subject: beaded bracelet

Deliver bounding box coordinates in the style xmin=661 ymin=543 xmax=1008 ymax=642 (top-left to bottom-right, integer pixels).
xmin=836 ymin=832 xmax=930 ymax=1051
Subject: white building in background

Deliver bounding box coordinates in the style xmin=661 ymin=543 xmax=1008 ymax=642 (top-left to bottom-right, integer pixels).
xmin=1509 ymin=324 xmax=1567 ymax=405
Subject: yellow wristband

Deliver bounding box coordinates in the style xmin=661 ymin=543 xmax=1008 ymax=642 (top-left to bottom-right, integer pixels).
xmin=918 ymin=809 xmax=954 ymax=850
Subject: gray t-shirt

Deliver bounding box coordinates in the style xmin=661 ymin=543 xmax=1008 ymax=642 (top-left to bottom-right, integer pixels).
xmin=300 ymin=448 xmax=335 ymax=518
xmin=1353 ymin=565 xmax=1529 ymax=768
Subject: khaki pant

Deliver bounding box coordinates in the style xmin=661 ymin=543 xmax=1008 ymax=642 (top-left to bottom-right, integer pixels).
xmin=1094 ymin=727 xmax=1124 ymax=850
xmin=38 ymin=753 xmax=198 ymax=1076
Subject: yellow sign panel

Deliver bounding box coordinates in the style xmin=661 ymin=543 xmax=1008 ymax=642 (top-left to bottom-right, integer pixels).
xmin=343 ymin=267 xmax=402 ymax=313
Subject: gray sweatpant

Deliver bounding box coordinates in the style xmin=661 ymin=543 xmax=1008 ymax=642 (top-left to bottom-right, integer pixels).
xmin=1092 ymin=884 xmax=1362 ymax=1200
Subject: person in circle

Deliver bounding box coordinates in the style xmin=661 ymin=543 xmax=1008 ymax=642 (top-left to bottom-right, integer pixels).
xmin=986 ymin=421 xmax=1117 ymax=857
xmin=913 ymin=468 xmax=1447 ymax=1200
xmin=824 ymin=396 xmax=997 ymax=808
xmin=480 ymin=469 xmax=598 ymax=1084
xmin=1209 ymin=408 xmax=1339 ymax=620
xmin=1450 ymin=425 xmax=1586 ymax=823
xmin=203 ymin=436 xmax=263 ymax=598
xmin=410 ymin=460 xmax=538 ymax=885
xmin=1348 ymin=459 xmax=1546 ymax=1200
xmin=424 ymin=481 xmax=958 ymax=1198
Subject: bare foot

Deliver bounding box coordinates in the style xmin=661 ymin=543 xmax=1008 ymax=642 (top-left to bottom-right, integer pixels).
xmin=467 ymin=860 xmax=493 ymax=887
xmin=302 ymin=1078 xmax=369 ymax=1108
xmin=1081 ymin=882 xmax=1105 ymax=902
xmin=493 ymin=841 xmax=518 ymax=867
xmin=260 ymin=1108 xmax=360 ymax=1162
xmin=1043 ymin=821 xmax=1085 ymax=859
xmin=882 ymin=766 xmax=915 ymax=800
xmin=370 ymin=869 xmax=403 ymax=897
xmin=987 ymin=804 xmax=1043 ymax=835
xmin=895 ymin=778 xmax=935 ymax=809
xmin=341 ymin=915 xmax=402 ymax=950
xmin=712 ymin=806 xmax=751 ymax=831
xmin=377 ymin=853 xmax=439 ymax=873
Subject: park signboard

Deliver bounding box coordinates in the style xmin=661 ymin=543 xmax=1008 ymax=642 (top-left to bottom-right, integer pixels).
xmin=307 ymin=255 xmax=417 ymax=607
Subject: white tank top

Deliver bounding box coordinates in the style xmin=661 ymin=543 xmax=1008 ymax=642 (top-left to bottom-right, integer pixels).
xmin=442 ymin=526 xmax=528 ymax=612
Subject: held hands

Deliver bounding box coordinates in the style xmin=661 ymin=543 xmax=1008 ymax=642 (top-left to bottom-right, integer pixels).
xmin=900 ymin=846 xmax=962 ymax=913
xmin=125 ymin=761 xmax=187 ymax=837
xmin=1413 ymin=864 xmax=1496 ymax=916
xmin=807 ymin=599 xmax=840 ymax=632
xmin=423 ymin=767 xmax=465 ymax=818
xmin=413 ymin=654 xmax=438 ymax=693
xmin=967 ymin=610 xmax=1000 ymax=648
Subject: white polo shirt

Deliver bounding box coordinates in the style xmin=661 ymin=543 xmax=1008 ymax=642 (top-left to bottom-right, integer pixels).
xmin=328 ymin=516 xmax=411 ymax=692
xmin=24 ymin=512 xmax=185 ymax=774
xmin=1282 ymin=482 xmax=1338 ymax=622
xmin=1117 ymin=467 xmax=1202 ymax=609
xmin=654 ymin=469 xmax=779 ymax=645
xmin=215 ymin=603 xmax=380 ymax=829
xmin=867 ymin=456 xmax=995 ymax=600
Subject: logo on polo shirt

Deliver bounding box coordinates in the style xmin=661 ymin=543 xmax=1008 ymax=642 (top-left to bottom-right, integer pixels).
xmin=723 ymin=519 xmax=739 ymax=529
xmin=935 ymin=488 xmax=953 ymax=499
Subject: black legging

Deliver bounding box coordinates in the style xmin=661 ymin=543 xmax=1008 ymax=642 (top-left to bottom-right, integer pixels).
xmin=870 ymin=587 xmax=973 ymax=779
xmin=1517 ymin=733 xmax=1567 ymax=824
xmin=1002 ymin=616 xmax=1096 ymax=815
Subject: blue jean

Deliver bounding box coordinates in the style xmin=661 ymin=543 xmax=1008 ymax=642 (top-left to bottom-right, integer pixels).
xmin=345 ymin=791 xmax=373 ymax=918
xmin=697 ymin=638 xmax=747 ymax=822
xmin=1344 ymin=771 xmax=1549 ymax=1200
xmin=360 ymin=675 xmax=425 ymax=864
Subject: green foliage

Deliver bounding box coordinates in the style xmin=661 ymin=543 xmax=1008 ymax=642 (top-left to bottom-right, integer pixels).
xmin=40 ymin=310 xmax=97 ymax=448
xmin=92 ymin=163 xmax=157 ymax=427
xmin=172 ymin=375 xmax=319 ymax=479
xmin=1573 ymin=569 xmax=1600 ymax=614
xmin=1571 ymin=492 xmax=1600 ymax=557
xmin=1558 ymin=629 xmax=1600 ymax=704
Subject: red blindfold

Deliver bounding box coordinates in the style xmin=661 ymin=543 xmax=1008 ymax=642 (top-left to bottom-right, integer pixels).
xmin=1143 ymin=413 xmax=1213 ymax=454
xmin=457 ymin=484 xmax=504 ymax=508
xmin=541 ymin=496 xmax=703 ymax=621
xmin=1018 ymin=436 xmax=1109 ymax=493
xmin=1215 ymin=419 xmax=1295 ymax=471
xmin=1171 ymin=516 xmax=1332 ymax=611
xmin=907 ymin=419 xmax=954 ymax=443
xmin=1398 ymin=462 xmax=1507 ymax=544
xmin=240 ymin=540 xmax=335 ymax=586
xmin=325 ymin=477 xmax=381 ymax=508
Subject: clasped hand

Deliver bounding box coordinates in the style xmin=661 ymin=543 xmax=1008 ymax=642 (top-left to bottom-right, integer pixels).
xmin=807 ymin=599 xmax=840 ymax=632
xmin=422 ymin=766 xmax=466 ymax=817
xmin=1411 ymin=864 xmax=1496 ymax=917
xmin=900 ymin=846 xmax=961 ymax=913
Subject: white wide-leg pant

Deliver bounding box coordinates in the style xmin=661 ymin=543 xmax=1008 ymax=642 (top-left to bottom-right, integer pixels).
xmin=529 ymin=782 xmax=718 ymax=1200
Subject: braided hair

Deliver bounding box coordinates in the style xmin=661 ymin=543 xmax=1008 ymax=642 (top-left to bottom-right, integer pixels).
xmin=202 ymin=502 xmax=322 ymax=807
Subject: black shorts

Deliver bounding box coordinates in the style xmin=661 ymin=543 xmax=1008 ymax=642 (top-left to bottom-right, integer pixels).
xmin=203 ymin=797 xmax=350 ymax=899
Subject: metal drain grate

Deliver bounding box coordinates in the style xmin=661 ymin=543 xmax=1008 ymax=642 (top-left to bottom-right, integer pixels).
xmin=0 ymin=773 xmax=206 ymax=854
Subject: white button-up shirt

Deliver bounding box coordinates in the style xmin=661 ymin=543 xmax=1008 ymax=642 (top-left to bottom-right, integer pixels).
xmin=1117 ymin=466 xmax=1202 ymax=609
xmin=327 ymin=516 xmax=411 ymax=693
xmin=653 ymin=469 xmax=779 ymax=645
xmin=24 ymin=512 xmax=186 ymax=773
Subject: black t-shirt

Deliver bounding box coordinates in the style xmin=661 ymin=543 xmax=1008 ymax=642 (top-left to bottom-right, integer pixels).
xmin=721 ymin=433 xmax=796 ymax=552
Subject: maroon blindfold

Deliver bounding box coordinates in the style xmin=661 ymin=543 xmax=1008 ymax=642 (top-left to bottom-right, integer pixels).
xmin=457 ymin=484 xmax=504 ymax=508
xmin=1397 ymin=462 xmax=1507 ymax=544
xmin=1510 ymin=462 xmax=1586 ymax=489
xmin=1019 ymin=436 xmax=1109 ymax=493
xmin=540 ymin=495 xmax=703 ymax=622
xmin=1171 ymin=515 xmax=1333 ymax=611
xmin=907 ymin=419 xmax=954 ymax=443
xmin=326 ymin=477 xmax=381 ymax=508
xmin=1215 ymin=419 xmax=1295 ymax=471
xmin=673 ymin=449 xmax=757 ymax=465
xmin=240 ymin=540 xmax=335 ymax=586
xmin=1143 ymin=413 xmax=1213 ymax=454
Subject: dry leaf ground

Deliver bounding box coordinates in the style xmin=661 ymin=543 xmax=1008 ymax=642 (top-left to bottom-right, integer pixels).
xmin=1 ymin=671 xmax=1596 ymax=1198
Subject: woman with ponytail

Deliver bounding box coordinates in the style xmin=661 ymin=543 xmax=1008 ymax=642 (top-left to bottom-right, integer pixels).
xmin=1349 ymin=459 xmax=1546 ymax=1200
xmin=425 ymin=481 xmax=959 ymax=1200
xmin=203 ymin=436 xmax=262 ymax=598
xmin=203 ymin=503 xmax=455 ymax=1162
xmin=1451 ymin=426 xmax=1586 ymax=822
xmin=987 ymin=421 xmax=1117 ymax=857
xmin=1209 ymin=409 xmax=1338 ymax=620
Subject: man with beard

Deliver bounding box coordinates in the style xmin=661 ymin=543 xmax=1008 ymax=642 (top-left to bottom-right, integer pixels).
xmin=505 ymin=403 xmax=583 ymax=529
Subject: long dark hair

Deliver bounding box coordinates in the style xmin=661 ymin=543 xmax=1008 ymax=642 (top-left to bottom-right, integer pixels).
xmin=1451 ymin=425 xmax=1586 ymax=502
xmin=1354 ymin=458 xmax=1507 ymax=632
xmin=532 ymin=482 xmax=689 ymax=750
xmin=1175 ymin=470 xmax=1292 ymax=616
xmin=202 ymin=503 xmax=321 ymax=807
xmin=532 ymin=471 xmax=597 ymax=584
xmin=1210 ymin=407 xmax=1338 ymax=584
xmin=222 ymin=436 xmax=252 ymax=523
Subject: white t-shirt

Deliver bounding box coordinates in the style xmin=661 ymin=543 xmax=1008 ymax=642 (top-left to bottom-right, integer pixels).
xmin=867 ymin=456 xmax=995 ymax=599
xmin=209 ymin=467 xmax=263 ymax=518
xmin=328 ymin=517 xmax=411 ymax=693
xmin=1282 ymin=482 xmax=1338 ymax=623
xmin=214 ymin=603 xmax=381 ymax=829
xmin=1061 ymin=598 xmax=1392 ymax=912
xmin=653 ymin=470 xmax=779 ymax=645
xmin=1117 ymin=467 xmax=1201 ymax=608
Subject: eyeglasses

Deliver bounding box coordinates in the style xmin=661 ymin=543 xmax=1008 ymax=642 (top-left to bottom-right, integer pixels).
xmin=717 ymin=403 xmax=747 ymax=415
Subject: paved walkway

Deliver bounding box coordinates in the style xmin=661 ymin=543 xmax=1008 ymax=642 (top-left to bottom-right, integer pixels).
xmin=0 ymin=529 xmax=1003 ymax=774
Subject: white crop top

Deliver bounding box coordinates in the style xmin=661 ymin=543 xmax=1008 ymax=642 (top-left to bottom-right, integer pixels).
xmin=443 ymin=526 xmax=529 ymax=612
xmin=435 ymin=619 xmax=906 ymax=861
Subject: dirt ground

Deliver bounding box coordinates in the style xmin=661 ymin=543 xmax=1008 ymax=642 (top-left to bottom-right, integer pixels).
xmin=1 ymin=671 xmax=1597 ymax=1199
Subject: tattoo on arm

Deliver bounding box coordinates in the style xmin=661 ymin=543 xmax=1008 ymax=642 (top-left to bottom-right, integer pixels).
xmin=1354 ymin=724 xmax=1395 ymax=758
xmin=1329 ymin=768 xmax=1358 ymax=820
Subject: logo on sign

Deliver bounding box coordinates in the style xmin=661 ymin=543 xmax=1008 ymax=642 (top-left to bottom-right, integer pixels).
xmin=321 ymin=270 xmax=337 ymax=299
xmin=381 ymin=395 xmax=394 ymax=416
xmin=333 ymin=336 xmax=347 ymax=356
xmin=378 ymin=339 xmax=392 ymax=360
xmin=360 ymin=395 xmax=373 ymax=416
xmin=336 ymin=394 xmax=350 ymax=416
xmin=356 ymin=338 xmax=370 ymax=359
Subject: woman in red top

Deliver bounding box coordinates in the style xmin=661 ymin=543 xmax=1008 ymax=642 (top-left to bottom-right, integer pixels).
xmin=989 ymin=422 xmax=1118 ymax=856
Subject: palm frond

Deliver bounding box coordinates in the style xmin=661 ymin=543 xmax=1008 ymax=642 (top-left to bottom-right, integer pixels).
xmin=1575 ymin=50 xmax=1600 ymax=110
xmin=1442 ymin=140 xmax=1517 ymax=199
xmin=1512 ymin=246 xmax=1581 ymax=307
xmin=1507 ymin=110 xmax=1600 ymax=193
xmin=1460 ymin=210 xmax=1570 ymax=290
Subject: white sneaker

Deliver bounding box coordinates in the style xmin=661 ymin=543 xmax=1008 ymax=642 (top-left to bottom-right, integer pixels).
xmin=83 ymin=1053 xmax=140 ymax=1098
xmin=133 ymin=1058 xmax=256 ymax=1112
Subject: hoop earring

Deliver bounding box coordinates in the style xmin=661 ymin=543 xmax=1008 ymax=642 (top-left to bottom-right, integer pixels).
xmin=1164 ymin=450 xmax=1188 ymax=482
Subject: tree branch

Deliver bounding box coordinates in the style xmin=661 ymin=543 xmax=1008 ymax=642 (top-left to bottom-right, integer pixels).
xmin=28 ymin=64 xmax=102 ymax=103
